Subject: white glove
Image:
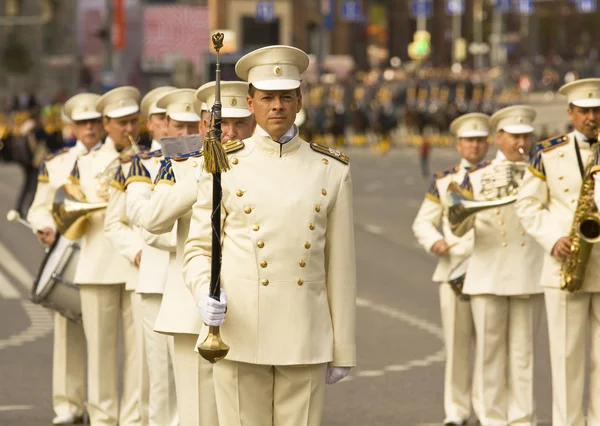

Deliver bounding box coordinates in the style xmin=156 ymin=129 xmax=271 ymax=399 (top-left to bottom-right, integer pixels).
xmin=326 ymin=366 xmax=351 ymax=385
xmin=198 ymin=290 xmax=227 ymax=326
xmin=594 ymin=173 xmax=600 ymax=208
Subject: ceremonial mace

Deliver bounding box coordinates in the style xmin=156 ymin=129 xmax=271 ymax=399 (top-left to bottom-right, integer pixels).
xmin=197 ymin=32 xmax=230 ymax=364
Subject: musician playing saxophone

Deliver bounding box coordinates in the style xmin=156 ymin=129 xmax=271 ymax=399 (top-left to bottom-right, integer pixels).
xmin=27 ymin=93 xmax=103 ymax=425
xmin=411 ymin=113 xmax=489 ymax=426
xmin=459 ymin=106 xmax=544 ymax=426
xmin=515 ymin=79 xmax=600 ymax=426
xmin=70 ymin=86 xmax=145 ymax=426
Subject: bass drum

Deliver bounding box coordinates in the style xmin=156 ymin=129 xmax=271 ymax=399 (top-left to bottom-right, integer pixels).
xmin=31 ymin=234 xmax=82 ymax=323
xmin=447 ymin=257 xmax=470 ymax=301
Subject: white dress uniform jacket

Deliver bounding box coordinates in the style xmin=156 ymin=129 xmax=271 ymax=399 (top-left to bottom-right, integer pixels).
xmin=28 ymin=142 xmax=100 ymax=230
xmin=516 ymin=132 xmax=600 ymax=292
xmin=141 ymin=156 xmax=202 ymax=335
xmin=183 ymin=133 xmax=357 ymax=367
xmin=125 ymin=145 xmax=174 ymax=294
xmin=69 ymin=137 xmax=138 ymax=285
xmin=462 ymin=156 xmax=544 ymax=295
xmin=412 ymin=158 xmax=474 ymax=281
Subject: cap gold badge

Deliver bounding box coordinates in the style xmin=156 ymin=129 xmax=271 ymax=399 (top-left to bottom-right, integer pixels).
xmin=230 ymin=97 xmax=237 ymax=106
xmin=273 ymin=66 xmax=282 ymax=76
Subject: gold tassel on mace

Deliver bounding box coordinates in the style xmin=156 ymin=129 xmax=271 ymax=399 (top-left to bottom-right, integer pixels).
xmin=202 ymin=128 xmax=230 ymax=174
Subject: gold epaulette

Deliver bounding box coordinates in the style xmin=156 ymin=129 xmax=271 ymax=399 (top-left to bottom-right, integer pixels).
xmin=44 ymin=147 xmax=70 ymax=161
xmin=224 ymin=139 xmax=245 ymax=154
xmin=536 ymin=134 xmax=568 ymax=153
xmin=310 ymin=142 xmax=349 ymax=164
xmin=467 ymin=160 xmax=492 ymax=174
xmin=433 ymin=165 xmax=459 ymax=180
xmin=172 ymin=150 xmax=203 ymax=162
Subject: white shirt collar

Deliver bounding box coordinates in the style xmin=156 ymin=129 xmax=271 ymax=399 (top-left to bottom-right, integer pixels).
xmin=459 ymin=158 xmax=475 ymax=169
xmin=151 ymin=139 xmax=162 ymax=151
xmin=75 ymin=140 xmax=102 ymax=154
xmin=255 ymin=124 xmax=297 ymax=144
xmin=574 ymin=129 xmax=592 ymax=143
xmin=496 ymin=150 xmax=507 ymax=161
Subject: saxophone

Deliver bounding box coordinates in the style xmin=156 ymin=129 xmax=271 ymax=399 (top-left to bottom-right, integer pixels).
xmin=561 ymin=122 xmax=600 ymax=293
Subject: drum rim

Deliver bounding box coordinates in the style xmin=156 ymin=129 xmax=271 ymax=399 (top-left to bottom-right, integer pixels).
xmin=31 ymin=234 xmax=79 ymax=303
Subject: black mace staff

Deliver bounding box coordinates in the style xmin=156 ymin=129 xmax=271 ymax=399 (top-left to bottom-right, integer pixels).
xmin=197 ymin=32 xmax=230 ymax=364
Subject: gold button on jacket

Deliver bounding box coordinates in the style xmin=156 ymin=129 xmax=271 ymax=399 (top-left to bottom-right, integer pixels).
xmin=183 ymin=132 xmax=357 ymax=366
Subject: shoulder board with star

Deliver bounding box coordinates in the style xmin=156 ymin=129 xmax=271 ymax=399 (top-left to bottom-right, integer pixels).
xmin=171 ymin=150 xmax=204 ymax=162
xmin=467 ymin=160 xmax=492 ymax=174
xmin=310 ymin=142 xmax=349 ymax=164
xmin=140 ymin=149 xmax=163 ymax=160
xmin=433 ymin=164 xmax=459 ymax=180
xmin=224 ymin=139 xmax=245 ymax=154
xmin=44 ymin=147 xmax=70 ymax=162
xmin=536 ymin=134 xmax=569 ymax=154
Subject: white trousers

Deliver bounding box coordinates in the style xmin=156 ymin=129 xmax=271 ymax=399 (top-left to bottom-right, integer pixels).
xmin=80 ymin=284 xmax=141 ymax=426
xmin=131 ymin=291 xmax=150 ymax=426
xmin=470 ymin=294 xmax=543 ymax=426
xmin=172 ymin=333 xmax=218 ymax=426
xmin=213 ymin=360 xmax=328 ymax=426
xmin=544 ymin=288 xmax=600 ymax=426
xmin=140 ymin=294 xmax=178 ymax=426
xmin=52 ymin=312 xmax=86 ymax=418
xmin=439 ymin=282 xmax=477 ymax=424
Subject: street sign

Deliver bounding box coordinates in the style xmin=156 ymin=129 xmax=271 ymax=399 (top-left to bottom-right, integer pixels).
xmin=494 ymin=0 xmax=511 ymax=11
xmin=256 ymin=1 xmax=275 ymax=22
xmin=577 ymin=0 xmax=596 ymax=12
xmin=341 ymin=0 xmax=362 ymax=22
xmin=411 ymin=0 xmax=433 ymax=18
xmin=322 ymin=0 xmax=334 ymax=30
xmin=446 ymin=0 xmax=464 ymax=15
xmin=517 ymin=0 xmax=534 ymax=15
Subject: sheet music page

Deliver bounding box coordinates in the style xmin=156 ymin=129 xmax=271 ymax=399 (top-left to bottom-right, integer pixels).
xmin=161 ymin=135 xmax=204 ymax=158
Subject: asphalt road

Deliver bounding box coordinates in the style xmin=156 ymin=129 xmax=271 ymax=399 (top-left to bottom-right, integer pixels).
xmin=0 ymin=140 xmax=557 ymax=426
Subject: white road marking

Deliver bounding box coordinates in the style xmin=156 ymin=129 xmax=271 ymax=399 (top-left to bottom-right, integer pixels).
xmin=0 ymin=239 xmax=35 ymax=290
xmin=0 ymin=404 xmax=34 ymax=412
xmin=341 ymin=297 xmax=445 ymax=383
xmin=0 ymin=240 xmax=54 ymax=351
xmin=0 ymin=270 xmax=21 ymax=299
xmin=364 ymin=181 xmax=383 ymax=192
xmin=362 ymin=224 xmax=383 ymax=235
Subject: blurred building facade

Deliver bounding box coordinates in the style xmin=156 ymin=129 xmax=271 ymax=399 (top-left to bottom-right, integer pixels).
xmin=0 ymin=0 xmax=599 ymax=103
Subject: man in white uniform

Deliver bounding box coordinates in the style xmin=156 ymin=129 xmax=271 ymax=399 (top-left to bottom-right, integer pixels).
xmin=67 ymin=86 xmax=143 ymax=426
xmin=461 ymin=105 xmax=544 ymax=426
xmin=516 ymin=79 xmax=600 ymax=426
xmin=120 ymin=86 xmax=180 ymax=426
xmin=27 ymin=93 xmax=103 ymax=425
xmin=412 ymin=113 xmax=489 ymax=426
xmin=126 ymin=88 xmax=204 ymax=426
xmin=140 ymin=81 xmax=255 ymax=426
xmin=183 ymin=45 xmax=356 ymax=426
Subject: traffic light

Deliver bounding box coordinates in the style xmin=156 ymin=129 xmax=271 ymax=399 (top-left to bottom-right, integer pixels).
xmin=41 ymin=0 xmax=55 ymax=23
xmin=408 ymin=30 xmax=431 ymax=60
xmin=5 ymin=0 xmax=20 ymax=16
